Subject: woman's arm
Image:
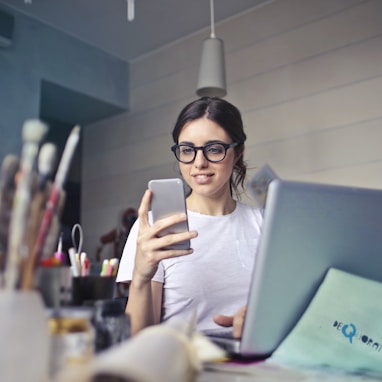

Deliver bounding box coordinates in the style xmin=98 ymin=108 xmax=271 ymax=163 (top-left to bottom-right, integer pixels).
xmin=124 ymin=189 xmax=197 ymax=335
xmin=126 ymin=279 xmax=163 ymax=335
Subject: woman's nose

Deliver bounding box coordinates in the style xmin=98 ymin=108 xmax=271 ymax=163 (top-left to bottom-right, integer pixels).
xmin=194 ymin=149 xmax=208 ymax=168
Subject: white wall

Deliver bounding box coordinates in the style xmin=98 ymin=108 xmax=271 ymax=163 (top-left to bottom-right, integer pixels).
xmin=83 ymin=0 xmax=382 ymax=259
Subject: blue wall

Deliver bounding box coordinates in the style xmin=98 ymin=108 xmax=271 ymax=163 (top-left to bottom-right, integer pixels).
xmin=0 ymin=5 xmax=129 ymax=160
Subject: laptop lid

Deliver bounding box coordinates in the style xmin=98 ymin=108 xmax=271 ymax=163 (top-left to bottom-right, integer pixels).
xmin=232 ymin=179 xmax=382 ymax=358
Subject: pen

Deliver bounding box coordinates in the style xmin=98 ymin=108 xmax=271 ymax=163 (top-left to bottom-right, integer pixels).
xmin=80 ymin=252 xmax=89 ymax=276
xmin=68 ymin=247 xmax=80 ymax=277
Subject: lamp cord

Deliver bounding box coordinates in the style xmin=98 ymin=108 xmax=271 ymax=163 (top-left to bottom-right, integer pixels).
xmin=210 ymin=0 xmax=215 ymax=38
xmin=127 ymin=0 xmax=135 ymax=22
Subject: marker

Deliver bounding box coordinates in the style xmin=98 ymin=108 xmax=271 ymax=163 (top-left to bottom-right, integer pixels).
xmin=110 ymin=258 xmax=119 ymax=276
xmin=100 ymin=259 xmax=109 ymax=276
xmin=53 ymin=233 xmax=65 ymax=264
xmin=80 ymin=252 xmax=89 ymax=276
xmin=68 ymin=247 xmax=80 ymax=277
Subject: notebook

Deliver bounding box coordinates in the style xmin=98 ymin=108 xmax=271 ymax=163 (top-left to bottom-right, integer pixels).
xmin=209 ymin=178 xmax=382 ymax=358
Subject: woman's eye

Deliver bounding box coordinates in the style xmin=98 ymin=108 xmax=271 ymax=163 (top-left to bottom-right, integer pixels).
xmin=181 ymin=147 xmax=194 ymax=155
xmin=207 ymin=145 xmax=224 ymax=154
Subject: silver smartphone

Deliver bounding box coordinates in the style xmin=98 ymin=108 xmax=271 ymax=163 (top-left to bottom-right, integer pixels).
xmin=148 ymin=178 xmax=190 ymax=250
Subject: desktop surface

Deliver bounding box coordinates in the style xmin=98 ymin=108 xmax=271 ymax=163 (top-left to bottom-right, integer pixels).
xmin=198 ymin=363 xmax=382 ymax=381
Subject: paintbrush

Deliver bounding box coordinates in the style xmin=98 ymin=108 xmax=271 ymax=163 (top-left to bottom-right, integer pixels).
xmin=0 ymin=155 xmax=19 ymax=199
xmin=21 ymin=125 xmax=80 ymax=290
xmin=4 ymin=120 xmax=48 ymax=290
xmin=37 ymin=143 xmax=56 ymax=190
xmin=0 ymin=155 xmax=20 ymax=287
xmin=24 ymin=143 xmax=57 ymax=267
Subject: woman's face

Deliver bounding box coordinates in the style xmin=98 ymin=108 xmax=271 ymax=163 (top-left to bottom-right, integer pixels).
xmin=178 ymin=117 xmax=239 ymax=199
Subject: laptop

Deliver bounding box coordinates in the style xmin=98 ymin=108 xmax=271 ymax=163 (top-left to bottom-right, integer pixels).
xmin=210 ymin=178 xmax=382 ymax=358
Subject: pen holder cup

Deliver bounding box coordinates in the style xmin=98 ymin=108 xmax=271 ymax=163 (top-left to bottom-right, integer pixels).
xmin=71 ymin=276 xmax=116 ymax=306
xmin=0 ymin=290 xmax=49 ymax=381
xmin=36 ymin=266 xmax=72 ymax=308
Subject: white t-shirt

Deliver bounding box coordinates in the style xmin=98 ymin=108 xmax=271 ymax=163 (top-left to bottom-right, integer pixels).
xmin=117 ymin=202 xmax=263 ymax=336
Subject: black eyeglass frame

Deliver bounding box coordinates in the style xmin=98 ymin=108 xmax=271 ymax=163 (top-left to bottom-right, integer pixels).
xmin=171 ymin=142 xmax=240 ymax=164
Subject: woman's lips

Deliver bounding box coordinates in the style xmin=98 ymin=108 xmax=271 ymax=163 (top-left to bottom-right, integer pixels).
xmin=192 ymin=173 xmax=213 ymax=184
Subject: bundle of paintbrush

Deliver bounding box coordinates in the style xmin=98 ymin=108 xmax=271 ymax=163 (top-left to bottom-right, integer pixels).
xmin=0 ymin=119 xmax=81 ymax=290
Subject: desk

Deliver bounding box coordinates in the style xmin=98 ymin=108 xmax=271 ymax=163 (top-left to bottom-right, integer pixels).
xmin=56 ymin=360 xmax=382 ymax=381
xmin=199 ymin=371 xmax=254 ymax=381
xmin=198 ymin=370 xmax=381 ymax=381
xmin=197 ymin=363 xmax=382 ymax=381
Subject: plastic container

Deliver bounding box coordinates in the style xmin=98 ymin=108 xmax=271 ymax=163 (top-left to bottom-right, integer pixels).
xmin=92 ymin=299 xmax=130 ymax=352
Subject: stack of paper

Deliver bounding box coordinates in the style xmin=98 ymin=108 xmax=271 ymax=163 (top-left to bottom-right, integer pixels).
xmin=269 ymin=268 xmax=382 ymax=378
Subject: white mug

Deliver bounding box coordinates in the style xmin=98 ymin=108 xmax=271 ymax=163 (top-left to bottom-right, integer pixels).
xmin=0 ymin=291 xmax=49 ymax=382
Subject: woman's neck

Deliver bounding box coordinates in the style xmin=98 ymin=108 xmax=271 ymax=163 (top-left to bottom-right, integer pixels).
xmin=186 ymin=193 xmax=236 ymax=216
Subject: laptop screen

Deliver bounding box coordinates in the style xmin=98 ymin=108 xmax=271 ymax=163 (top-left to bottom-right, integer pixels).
xmin=241 ymin=179 xmax=382 ymax=357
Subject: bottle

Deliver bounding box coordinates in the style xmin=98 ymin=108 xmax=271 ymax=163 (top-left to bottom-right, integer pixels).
xmin=92 ymin=298 xmax=130 ymax=352
xmin=48 ymin=307 xmax=95 ymax=378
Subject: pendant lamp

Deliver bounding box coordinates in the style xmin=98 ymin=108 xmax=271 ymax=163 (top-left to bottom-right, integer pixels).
xmin=196 ymin=0 xmax=227 ymax=97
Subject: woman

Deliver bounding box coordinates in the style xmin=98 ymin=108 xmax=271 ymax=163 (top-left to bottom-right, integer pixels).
xmin=117 ymin=97 xmax=263 ymax=338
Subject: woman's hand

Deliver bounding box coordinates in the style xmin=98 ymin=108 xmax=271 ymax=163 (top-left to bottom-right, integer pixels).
xmin=213 ymin=306 xmax=247 ymax=339
xmin=132 ymin=189 xmax=197 ymax=286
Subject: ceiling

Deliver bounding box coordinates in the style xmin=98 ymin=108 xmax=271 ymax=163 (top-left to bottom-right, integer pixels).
xmin=0 ymin=0 xmax=269 ymax=62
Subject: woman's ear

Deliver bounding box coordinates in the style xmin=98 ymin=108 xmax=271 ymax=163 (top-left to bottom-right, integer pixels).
xmin=235 ymin=143 xmax=245 ymax=162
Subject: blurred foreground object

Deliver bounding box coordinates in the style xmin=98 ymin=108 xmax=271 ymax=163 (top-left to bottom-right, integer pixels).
xmin=55 ymin=316 xmax=226 ymax=382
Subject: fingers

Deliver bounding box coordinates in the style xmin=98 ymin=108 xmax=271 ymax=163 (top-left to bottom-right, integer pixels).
xmin=213 ymin=306 xmax=247 ymax=339
xmin=137 ymin=189 xmax=152 ymax=228
xmin=143 ymin=202 xmax=197 ymax=252
xmin=140 ymin=210 xmax=197 ymax=252
xmin=140 ymin=226 xmax=197 ymax=263
xmin=138 ymin=190 xmax=194 ymax=242
xmin=232 ymin=306 xmax=247 ymax=339
xmin=133 ymin=233 xmax=195 ymax=285
xmin=154 ymin=212 xmax=187 ymax=230
xmin=213 ymin=314 xmax=233 ymax=328
xmin=155 ymin=231 xmax=197 ymax=252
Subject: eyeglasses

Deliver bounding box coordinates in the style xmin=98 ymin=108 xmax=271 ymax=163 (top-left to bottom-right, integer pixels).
xmin=171 ymin=142 xmax=239 ymax=164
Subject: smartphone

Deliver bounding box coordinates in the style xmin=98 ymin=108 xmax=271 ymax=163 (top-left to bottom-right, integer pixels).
xmin=148 ymin=178 xmax=190 ymax=250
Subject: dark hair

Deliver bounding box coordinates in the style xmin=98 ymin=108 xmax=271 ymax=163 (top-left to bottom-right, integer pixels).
xmin=172 ymin=97 xmax=247 ymax=198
